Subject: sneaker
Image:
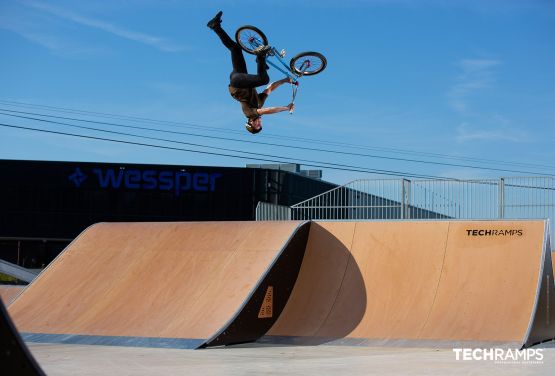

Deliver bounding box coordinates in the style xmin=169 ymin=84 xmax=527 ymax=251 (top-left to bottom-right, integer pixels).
xmin=207 ymin=11 xmax=223 ymax=29
xmin=253 ymin=45 xmax=272 ymax=56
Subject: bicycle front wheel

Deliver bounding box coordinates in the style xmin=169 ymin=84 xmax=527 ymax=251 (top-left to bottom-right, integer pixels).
xmin=235 ymin=26 xmax=268 ymax=55
xmin=290 ymin=52 xmax=327 ymax=76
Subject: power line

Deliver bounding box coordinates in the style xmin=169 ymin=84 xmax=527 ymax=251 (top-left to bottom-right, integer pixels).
xmin=0 ymin=99 xmax=245 ymax=135
xmin=0 ymin=122 xmax=444 ymax=179
xmin=1 ymin=99 xmax=551 ymax=171
xmin=1 ymin=109 xmax=553 ymax=177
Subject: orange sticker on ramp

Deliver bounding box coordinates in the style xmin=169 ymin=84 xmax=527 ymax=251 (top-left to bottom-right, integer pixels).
xmin=258 ymin=286 xmax=273 ymax=318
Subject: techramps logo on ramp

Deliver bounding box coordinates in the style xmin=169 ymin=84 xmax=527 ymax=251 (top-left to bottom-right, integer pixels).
xmin=465 ymin=229 xmax=524 ymax=237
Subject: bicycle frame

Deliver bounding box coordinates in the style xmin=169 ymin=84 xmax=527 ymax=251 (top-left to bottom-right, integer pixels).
xmin=265 ymin=48 xmax=299 ymax=82
xmin=242 ymin=37 xmax=301 ymax=82
xmin=264 ymin=48 xmax=301 ymax=106
xmin=242 ymin=37 xmax=306 ymax=109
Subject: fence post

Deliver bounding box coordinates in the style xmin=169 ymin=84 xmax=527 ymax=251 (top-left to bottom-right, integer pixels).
xmin=402 ymin=179 xmax=411 ymax=219
xmin=498 ymin=178 xmax=505 ymax=219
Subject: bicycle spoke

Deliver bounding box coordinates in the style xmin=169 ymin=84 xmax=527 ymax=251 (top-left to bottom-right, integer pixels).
xmin=295 ymin=57 xmax=323 ymax=74
xmin=236 ymin=26 xmax=268 ymax=54
xmin=241 ymin=33 xmax=260 ymax=49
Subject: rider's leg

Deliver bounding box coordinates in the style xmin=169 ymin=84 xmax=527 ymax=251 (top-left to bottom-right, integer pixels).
xmin=229 ymin=55 xmax=270 ymax=88
xmin=207 ymin=12 xmax=269 ymax=88
xmin=208 ymin=17 xmax=248 ymax=74
xmin=255 ymin=53 xmax=270 ymax=83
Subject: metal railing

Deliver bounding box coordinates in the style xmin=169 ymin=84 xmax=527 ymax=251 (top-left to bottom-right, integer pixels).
xmin=255 ymin=202 xmax=292 ymax=221
xmin=257 ymin=177 xmax=555 ymax=230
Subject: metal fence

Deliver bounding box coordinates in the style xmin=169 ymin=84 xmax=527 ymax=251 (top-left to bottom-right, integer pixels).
xmin=257 ymin=177 xmax=555 ymax=229
xmin=255 ymin=201 xmax=292 ymax=221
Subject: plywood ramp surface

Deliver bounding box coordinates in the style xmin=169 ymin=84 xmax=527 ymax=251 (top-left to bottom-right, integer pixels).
xmin=0 ymin=286 xmax=25 ymax=306
xmin=419 ymin=221 xmax=545 ymax=344
xmin=9 ymin=221 xmax=308 ymax=348
xmin=265 ymin=220 xmax=555 ymax=348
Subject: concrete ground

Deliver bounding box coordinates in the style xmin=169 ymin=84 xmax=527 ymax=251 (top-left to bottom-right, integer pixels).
xmin=28 ymin=341 xmax=555 ymax=376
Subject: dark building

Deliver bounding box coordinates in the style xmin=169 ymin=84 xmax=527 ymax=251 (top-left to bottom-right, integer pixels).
xmin=0 ymin=159 xmax=336 ymax=269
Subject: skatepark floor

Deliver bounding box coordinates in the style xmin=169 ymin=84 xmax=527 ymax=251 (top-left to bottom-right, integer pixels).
xmin=28 ymin=342 xmax=555 ymax=376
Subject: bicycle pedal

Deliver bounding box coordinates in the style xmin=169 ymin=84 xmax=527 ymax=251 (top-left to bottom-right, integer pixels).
xmin=279 ymin=49 xmax=286 ymax=58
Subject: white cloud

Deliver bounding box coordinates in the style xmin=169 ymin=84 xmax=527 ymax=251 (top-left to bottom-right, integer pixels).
xmin=448 ymin=59 xmax=501 ymax=113
xmin=19 ymin=0 xmax=187 ymax=52
xmin=456 ymin=122 xmax=529 ymax=143
xmin=0 ymin=14 xmax=104 ymax=56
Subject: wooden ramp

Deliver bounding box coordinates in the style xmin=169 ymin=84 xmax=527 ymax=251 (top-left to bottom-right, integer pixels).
xmin=263 ymin=220 xmax=555 ymax=348
xmin=7 ymin=220 xmax=554 ymax=350
xmin=0 ymin=286 xmax=25 ymax=306
xmin=8 ymin=221 xmax=310 ymax=349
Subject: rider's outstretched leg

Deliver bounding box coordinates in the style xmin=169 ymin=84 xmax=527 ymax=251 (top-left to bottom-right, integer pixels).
xmin=207 ymin=11 xmax=269 ymax=88
xmin=208 ymin=13 xmax=248 ymax=75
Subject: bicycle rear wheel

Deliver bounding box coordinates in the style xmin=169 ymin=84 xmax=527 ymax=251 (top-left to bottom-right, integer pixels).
xmin=290 ymin=52 xmax=327 ymax=76
xmin=235 ymin=26 xmax=268 ymax=55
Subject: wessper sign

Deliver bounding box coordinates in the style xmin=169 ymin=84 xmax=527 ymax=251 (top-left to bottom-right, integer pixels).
xmin=69 ymin=167 xmax=222 ymax=196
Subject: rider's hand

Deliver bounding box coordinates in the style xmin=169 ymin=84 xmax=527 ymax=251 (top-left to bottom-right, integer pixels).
xmin=287 ymin=103 xmax=295 ymax=111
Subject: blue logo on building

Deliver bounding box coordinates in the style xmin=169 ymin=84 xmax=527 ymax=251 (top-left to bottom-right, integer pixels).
xmin=69 ymin=166 xmax=222 ymax=196
xmin=69 ymin=168 xmax=87 ymax=187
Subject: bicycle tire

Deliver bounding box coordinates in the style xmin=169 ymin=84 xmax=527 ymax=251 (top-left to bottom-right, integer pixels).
xmin=290 ymin=52 xmax=327 ymax=76
xmin=235 ymin=25 xmax=268 ymax=55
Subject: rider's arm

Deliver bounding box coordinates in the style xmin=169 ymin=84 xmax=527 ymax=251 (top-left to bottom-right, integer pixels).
xmin=257 ymin=103 xmax=294 ymax=115
xmin=262 ymin=78 xmax=293 ymax=96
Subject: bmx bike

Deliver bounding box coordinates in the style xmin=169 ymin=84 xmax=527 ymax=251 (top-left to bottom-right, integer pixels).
xmin=235 ymin=25 xmax=327 ymax=110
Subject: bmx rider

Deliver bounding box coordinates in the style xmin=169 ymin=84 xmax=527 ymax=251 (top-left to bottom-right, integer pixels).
xmin=207 ymin=11 xmax=294 ymax=134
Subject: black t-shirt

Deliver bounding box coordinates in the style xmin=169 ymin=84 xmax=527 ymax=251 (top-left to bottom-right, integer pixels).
xmin=228 ymin=86 xmax=268 ymax=119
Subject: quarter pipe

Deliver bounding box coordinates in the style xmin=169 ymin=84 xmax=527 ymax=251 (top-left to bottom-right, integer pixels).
xmin=264 ymin=220 xmax=555 ymax=348
xmin=9 ymin=221 xmax=310 ymax=349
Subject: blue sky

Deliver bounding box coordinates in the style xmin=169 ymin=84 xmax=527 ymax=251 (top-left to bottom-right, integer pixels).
xmin=1 ymin=0 xmax=554 ymax=184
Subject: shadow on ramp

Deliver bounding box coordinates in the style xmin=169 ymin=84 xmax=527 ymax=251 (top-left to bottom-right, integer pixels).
xmin=261 ymin=222 xmax=367 ymax=345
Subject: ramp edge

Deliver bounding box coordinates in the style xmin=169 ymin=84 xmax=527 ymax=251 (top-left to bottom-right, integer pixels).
xmin=20 ymin=332 xmax=204 ymax=349
xmin=523 ymin=219 xmax=555 ymax=348
xmin=258 ymin=335 xmax=523 ymax=349
xmin=201 ymin=221 xmax=311 ymax=348
xmin=9 ymin=222 xmax=105 ymax=306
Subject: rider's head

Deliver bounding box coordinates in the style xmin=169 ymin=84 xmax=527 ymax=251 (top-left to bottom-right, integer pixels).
xmin=245 ymin=116 xmax=262 ymax=134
